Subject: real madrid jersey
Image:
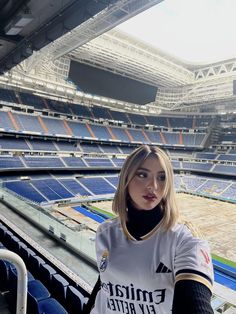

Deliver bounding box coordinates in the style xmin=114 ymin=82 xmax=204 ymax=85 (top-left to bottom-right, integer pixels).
xmin=91 ymin=218 xmax=214 ymax=314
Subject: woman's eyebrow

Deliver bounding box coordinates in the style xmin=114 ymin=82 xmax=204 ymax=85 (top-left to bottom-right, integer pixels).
xmin=137 ymin=167 xmax=165 ymax=174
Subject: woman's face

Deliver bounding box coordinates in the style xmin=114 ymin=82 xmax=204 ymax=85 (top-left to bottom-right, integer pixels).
xmin=128 ymin=155 xmax=165 ymax=210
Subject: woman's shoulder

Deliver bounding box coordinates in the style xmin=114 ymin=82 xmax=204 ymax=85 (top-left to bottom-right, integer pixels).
xmin=96 ymin=217 xmax=120 ymax=234
xmin=170 ymin=220 xmax=204 ymax=240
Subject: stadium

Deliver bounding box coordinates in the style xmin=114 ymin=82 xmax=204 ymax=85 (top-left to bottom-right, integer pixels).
xmin=0 ymin=0 xmax=235 ymax=313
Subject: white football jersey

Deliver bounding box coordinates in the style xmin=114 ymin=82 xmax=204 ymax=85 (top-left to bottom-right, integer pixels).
xmin=91 ymin=218 xmax=214 ymax=314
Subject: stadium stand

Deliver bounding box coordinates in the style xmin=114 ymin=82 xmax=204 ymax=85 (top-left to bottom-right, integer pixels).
xmin=0 ymin=0 xmax=236 ymax=312
xmin=0 ymin=221 xmax=89 ymax=313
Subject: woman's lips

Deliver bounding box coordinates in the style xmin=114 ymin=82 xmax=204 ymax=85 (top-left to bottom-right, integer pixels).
xmin=143 ymin=194 xmax=157 ymax=201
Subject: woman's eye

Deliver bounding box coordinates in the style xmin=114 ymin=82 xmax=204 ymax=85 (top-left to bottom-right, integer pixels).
xmin=136 ymin=172 xmax=147 ymax=178
xmin=157 ymin=175 xmax=166 ymax=182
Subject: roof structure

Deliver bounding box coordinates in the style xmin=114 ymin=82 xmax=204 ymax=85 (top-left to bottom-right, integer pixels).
xmin=0 ymin=0 xmax=164 ymax=74
xmin=1 ymin=0 xmax=236 ymax=113
xmin=69 ymin=29 xmax=194 ymax=88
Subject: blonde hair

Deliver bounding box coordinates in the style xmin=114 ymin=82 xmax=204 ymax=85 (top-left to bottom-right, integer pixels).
xmin=112 ymin=145 xmax=179 ymax=233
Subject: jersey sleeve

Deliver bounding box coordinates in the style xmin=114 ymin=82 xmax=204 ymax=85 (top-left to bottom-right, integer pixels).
xmin=174 ymin=224 xmax=214 ymax=292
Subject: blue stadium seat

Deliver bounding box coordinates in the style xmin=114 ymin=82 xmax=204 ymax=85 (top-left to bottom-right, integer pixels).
xmin=39 ymin=264 xmax=57 ymax=290
xmin=0 ymin=224 xmax=71 ymax=314
xmin=3 ymin=230 xmax=14 ymax=247
xmin=0 ymin=224 xmax=8 ymax=240
xmin=65 ymin=285 xmax=88 ymax=314
xmin=16 ymin=241 xmax=28 ymax=255
xmin=27 ymin=279 xmax=51 ymax=313
xmin=51 ymin=273 xmax=69 ymax=306
xmin=37 ymin=297 xmax=68 ymax=314
xmin=8 ymin=263 xmax=35 ymax=291
xmin=28 ymin=255 xmax=46 ymax=275
xmin=7 ymin=264 xmax=35 ymax=312
xmin=0 ymin=259 xmax=11 ymax=290
xmin=6 ymin=235 xmax=21 ymax=252
xmin=20 ymin=247 xmax=36 ymax=268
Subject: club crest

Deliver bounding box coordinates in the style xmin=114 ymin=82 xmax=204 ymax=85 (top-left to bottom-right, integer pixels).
xmin=100 ymin=250 xmax=109 ymax=272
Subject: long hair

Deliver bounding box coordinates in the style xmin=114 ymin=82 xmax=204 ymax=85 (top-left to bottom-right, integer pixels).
xmin=112 ymin=145 xmax=179 ymax=234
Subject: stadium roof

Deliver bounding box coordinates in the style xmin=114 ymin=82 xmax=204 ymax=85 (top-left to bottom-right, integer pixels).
xmin=1 ymin=0 xmax=235 ymax=88
xmin=68 ymin=29 xmax=194 ymax=88
xmin=0 ymin=0 xmax=164 ymax=74
xmin=1 ymin=0 xmax=236 ymax=114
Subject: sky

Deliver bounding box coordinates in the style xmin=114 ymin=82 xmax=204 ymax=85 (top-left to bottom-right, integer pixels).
xmin=116 ymin=0 xmax=236 ymax=64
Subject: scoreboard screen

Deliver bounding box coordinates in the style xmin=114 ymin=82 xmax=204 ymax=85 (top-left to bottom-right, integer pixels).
xmin=69 ymin=60 xmax=157 ymax=105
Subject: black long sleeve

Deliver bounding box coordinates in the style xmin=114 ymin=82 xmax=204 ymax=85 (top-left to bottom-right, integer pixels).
xmin=172 ymin=280 xmax=213 ymax=314
xmin=83 ymin=275 xmax=101 ymax=314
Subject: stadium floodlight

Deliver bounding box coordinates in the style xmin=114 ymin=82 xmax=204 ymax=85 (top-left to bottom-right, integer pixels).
xmin=14 ymin=14 xmax=33 ymax=27
xmin=4 ymin=13 xmax=33 ymax=35
xmin=4 ymin=25 xmax=22 ymax=35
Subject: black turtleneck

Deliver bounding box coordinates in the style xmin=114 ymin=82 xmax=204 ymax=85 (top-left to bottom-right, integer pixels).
xmin=126 ymin=201 xmax=163 ymax=240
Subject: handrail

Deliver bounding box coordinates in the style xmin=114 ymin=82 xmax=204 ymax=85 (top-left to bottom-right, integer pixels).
xmin=0 ymin=249 xmax=27 ymax=314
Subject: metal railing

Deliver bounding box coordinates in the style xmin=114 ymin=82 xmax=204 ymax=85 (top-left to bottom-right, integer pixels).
xmin=0 ymin=249 xmax=27 ymax=314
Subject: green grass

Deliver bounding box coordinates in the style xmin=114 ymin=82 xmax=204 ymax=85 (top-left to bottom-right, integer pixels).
xmin=212 ymin=253 xmax=236 ymax=268
xmin=87 ymin=205 xmax=116 ymax=218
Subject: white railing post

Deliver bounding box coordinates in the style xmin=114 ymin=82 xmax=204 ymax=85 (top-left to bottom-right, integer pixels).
xmin=0 ymin=249 xmax=27 ymax=314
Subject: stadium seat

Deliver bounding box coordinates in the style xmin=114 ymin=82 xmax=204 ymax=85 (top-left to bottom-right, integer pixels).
xmin=39 ymin=264 xmax=57 ymax=290
xmin=0 ymin=246 xmax=69 ymax=314
xmin=20 ymin=246 xmax=36 ymax=267
xmin=37 ymin=297 xmax=68 ymax=314
xmin=4 ymin=230 xmax=14 ymax=247
xmin=0 ymin=259 xmax=11 ymax=291
xmin=6 ymin=235 xmax=21 ymax=252
xmin=28 ymin=254 xmax=46 ymax=275
xmin=16 ymin=241 xmax=28 ymax=255
xmin=27 ymin=279 xmax=51 ymax=313
xmin=0 ymin=224 xmax=8 ymax=240
xmin=51 ymin=273 xmax=69 ymax=306
xmin=7 ymin=264 xmax=35 ymax=312
xmin=8 ymin=263 xmax=34 ymax=291
xmin=65 ymin=285 xmax=88 ymax=314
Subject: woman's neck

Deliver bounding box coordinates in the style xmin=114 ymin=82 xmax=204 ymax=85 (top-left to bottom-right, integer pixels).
xmin=126 ymin=201 xmax=163 ymax=240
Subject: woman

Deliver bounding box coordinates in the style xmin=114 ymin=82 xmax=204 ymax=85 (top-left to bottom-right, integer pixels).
xmin=84 ymin=145 xmax=214 ymax=313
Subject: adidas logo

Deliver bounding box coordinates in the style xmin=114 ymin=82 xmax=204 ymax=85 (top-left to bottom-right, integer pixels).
xmin=156 ymin=262 xmax=172 ymax=273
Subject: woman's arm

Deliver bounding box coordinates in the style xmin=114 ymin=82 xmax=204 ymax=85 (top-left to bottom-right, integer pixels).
xmin=83 ymin=275 xmax=101 ymax=314
xmin=172 ymin=280 xmax=213 ymax=314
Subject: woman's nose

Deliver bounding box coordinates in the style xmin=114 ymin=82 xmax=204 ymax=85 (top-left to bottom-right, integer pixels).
xmin=147 ymin=178 xmax=158 ymax=190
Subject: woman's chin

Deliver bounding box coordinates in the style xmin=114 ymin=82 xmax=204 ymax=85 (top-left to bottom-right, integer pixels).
xmin=131 ymin=199 xmax=160 ymax=210
xmin=141 ymin=203 xmax=158 ymax=211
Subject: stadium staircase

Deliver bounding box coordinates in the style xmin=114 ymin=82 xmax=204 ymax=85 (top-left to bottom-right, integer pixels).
xmin=202 ymin=116 xmax=222 ymax=148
